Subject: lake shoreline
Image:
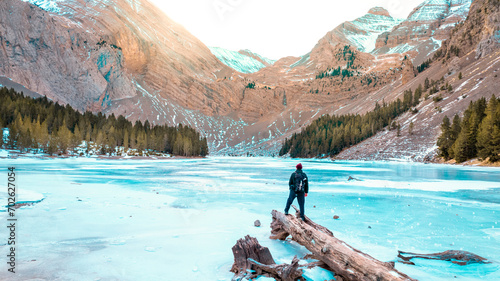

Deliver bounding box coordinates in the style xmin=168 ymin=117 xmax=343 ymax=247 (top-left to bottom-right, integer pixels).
xmin=2 ymin=149 xmax=500 ymax=167
xmin=0 ymin=149 xmax=205 ymax=160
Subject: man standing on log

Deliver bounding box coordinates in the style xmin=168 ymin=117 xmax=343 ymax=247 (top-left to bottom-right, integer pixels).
xmin=284 ymin=163 xmax=308 ymax=221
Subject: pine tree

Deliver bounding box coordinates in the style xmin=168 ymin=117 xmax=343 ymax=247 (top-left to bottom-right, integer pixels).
xmin=490 ymin=125 xmax=500 ymax=162
xmin=182 ymin=136 xmax=192 ymax=156
xmin=409 ymin=121 xmax=414 ymax=135
xmin=21 ymin=129 xmax=33 ymax=153
xmin=448 ymin=114 xmax=462 ymax=159
xmin=57 ymin=121 xmax=73 ymax=154
xmin=123 ymin=129 xmax=129 ymax=150
xmin=437 ymin=116 xmax=453 ymax=159
xmin=424 ymin=78 xmax=430 ymax=91
xmin=129 ymin=128 xmax=136 ymax=149
xmin=47 ymin=136 xmax=58 ymax=156
xmin=477 ymin=95 xmax=498 ymax=160
xmin=107 ymin=126 xmax=117 ymax=155
xmin=95 ymin=130 xmax=105 ymax=154
xmin=40 ymin=119 xmax=50 ymax=151
xmin=414 ymin=85 xmax=422 ymax=106
xmin=72 ymin=126 xmax=82 ymax=150
xmin=453 ymin=106 xmax=482 ymax=162
xmin=136 ymin=131 xmax=146 ymax=153
xmin=200 ymin=137 xmax=209 ymax=156
xmin=173 ymin=132 xmax=183 ymax=155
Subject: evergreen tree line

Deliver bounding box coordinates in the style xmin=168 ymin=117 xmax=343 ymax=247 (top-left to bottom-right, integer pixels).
xmin=437 ymin=95 xmax=500 ymax=162
xmin=417 ymin=58 xmax=432 ymax=73
xmin=0 ymin=87 xmax=208 ymax=156
xmin=279 ymin=89 xmax=420 ymax=158
xmin=315 ymin=67 xmax=355 ymax=79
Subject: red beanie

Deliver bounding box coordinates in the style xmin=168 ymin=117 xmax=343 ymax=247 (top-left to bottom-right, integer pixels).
xmin=296 ymin=163 xmax=302 ymax=170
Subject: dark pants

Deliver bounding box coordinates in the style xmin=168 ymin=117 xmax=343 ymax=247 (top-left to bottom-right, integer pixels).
xmin=284 ymin=189 xmax=305 ymax=219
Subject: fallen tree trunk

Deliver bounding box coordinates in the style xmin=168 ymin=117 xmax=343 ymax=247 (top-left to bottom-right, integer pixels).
xmin=292 ymin=205 xmax=334 ymax=237
xmin=398 ymin=250 xmax=490 ymax=266
xmin=270 ymin=208 xmax=416 ymax=281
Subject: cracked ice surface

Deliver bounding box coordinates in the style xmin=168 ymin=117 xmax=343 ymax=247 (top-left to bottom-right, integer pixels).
xmin=0 ymin=157 xmax=499 ymax=280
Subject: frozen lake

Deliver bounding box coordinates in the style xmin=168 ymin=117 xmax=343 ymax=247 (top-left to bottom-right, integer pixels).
xmin=1 ymin=157 xmax=499 ymax=280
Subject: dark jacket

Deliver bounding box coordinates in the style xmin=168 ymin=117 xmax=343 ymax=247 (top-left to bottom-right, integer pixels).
xmin=289 ymin=169 xmax=308 ymax=193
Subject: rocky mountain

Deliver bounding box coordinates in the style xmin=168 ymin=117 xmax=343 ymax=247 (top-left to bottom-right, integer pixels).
xmin=335 ymin=0 xmax=500 ymax=161
xmin=238 ymin=49 xmax=275 ymax=67
xmin=373 ymin=0 xmax=473 ymax=64
xmin=250 ymin=7 xmax=403 ymax=82
xmin=1 ymin=0 xmax=245 ymax=114
xmin=317 ymin=7 xmax=404 ymax=54
xmin=2 ymin=0 xmax=497 ymax=160
xmin=0 ymin=0 xmax=264 ymax=152
xmin=208 ymin=47 xmax=274 ymax=73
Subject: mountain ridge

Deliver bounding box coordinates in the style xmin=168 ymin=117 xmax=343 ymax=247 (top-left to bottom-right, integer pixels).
xmin=2 ymin=0 xmax=498 ymax=160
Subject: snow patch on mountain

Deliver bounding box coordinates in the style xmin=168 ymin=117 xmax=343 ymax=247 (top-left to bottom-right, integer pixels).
xmin=448 ymin=0 xmax=473 ymax=18
xmin=240 ymin=49 xmax=276 ymax=65
xmin=408 ymin=0 xmax=450 ymax=21
xmin=22 ymin=0 xmax=62 ymax=13
xmin=408 ymin=0 xmax=472 ymax=22
xmin=346 ymin=9 xmax=404 ymax=53
xmin=387 ymin=43 xmax=414 ymax=54
xmin=209 ymin=47 xmax=267 ymax=74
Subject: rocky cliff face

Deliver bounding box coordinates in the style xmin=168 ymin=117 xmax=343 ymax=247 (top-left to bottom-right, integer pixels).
xmin=440 ymin=0 xmax=500 ymax=59
xmin=0 ymin=0 xmax=242 ymax=116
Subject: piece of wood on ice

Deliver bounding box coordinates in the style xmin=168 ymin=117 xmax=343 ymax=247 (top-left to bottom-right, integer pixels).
xmin=248 ymin=255 xmax=304 ymax=281
xmin=230 ymin=235 xmax=275 ymax=280
xmin=230 ymin=236 xmax=305 ymax=280
xmin=270 ymin=209 xmax=417 ymax=281
xmin=398 ymin=250 xmax=490 ymax=266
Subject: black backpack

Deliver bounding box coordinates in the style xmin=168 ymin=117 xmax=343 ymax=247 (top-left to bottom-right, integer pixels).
xmin=293 ymin=171 xmax=306 ymax=193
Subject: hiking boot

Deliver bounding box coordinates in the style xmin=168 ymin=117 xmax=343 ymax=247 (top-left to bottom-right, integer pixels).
xmin=301 ymin=217 xmax=306 ymax=221
xmin=284 ymin=211 xmax=289 ymax=215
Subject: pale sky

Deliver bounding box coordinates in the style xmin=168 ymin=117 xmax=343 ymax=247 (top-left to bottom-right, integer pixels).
xmin=148 ymin=0 xmax=425 ymax=60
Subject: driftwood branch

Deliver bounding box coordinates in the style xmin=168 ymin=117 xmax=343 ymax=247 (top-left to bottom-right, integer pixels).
xmin=270 ymin=209 xmax=416 ymax=281
xmin=398 ymin=250 xmax=490 ymax=266
xmin=248 ymin=256 xmax=305 ymax=281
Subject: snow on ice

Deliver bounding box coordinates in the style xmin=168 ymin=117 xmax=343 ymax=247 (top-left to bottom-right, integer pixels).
xmin=0 ymin=157 xmax=499 ymax=280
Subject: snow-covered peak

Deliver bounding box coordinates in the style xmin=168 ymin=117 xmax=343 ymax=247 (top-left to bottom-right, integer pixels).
xmin=345 ymin=10 xmax=404 ymax=53
xmin=209 ymin=47 xmax=267 ymax=74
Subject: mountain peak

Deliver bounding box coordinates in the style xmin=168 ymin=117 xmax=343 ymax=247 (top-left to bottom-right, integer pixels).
xmin=368 ymin=7 xmax=391 ymax=17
